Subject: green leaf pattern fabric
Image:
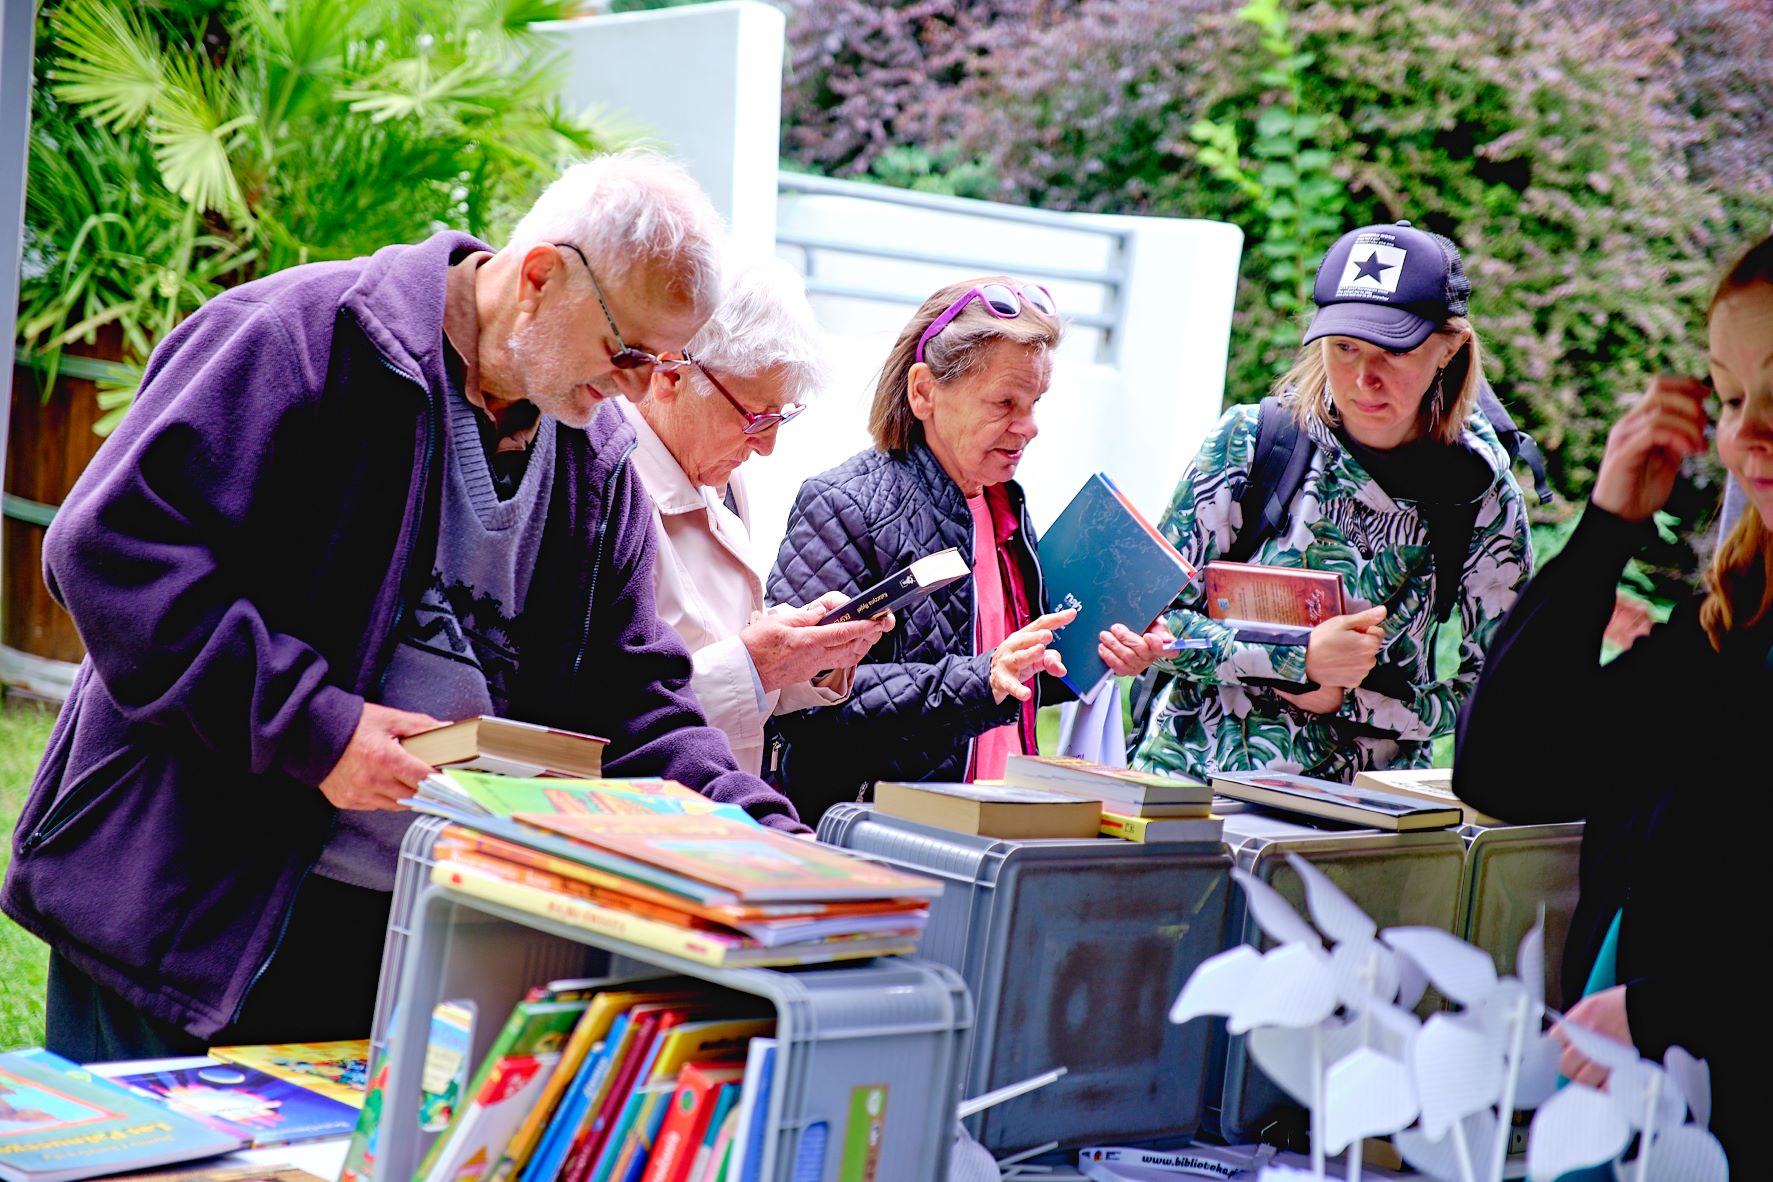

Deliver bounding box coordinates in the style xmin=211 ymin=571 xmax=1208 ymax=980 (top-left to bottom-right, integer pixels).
xmin=1132 ymin=400 xmax=1532 ymax=782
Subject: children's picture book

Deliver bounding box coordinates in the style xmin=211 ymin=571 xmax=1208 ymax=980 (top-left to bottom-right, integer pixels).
xmin=0 ymin=1048 xmax=245 ymax=1182
xmin=204 ymin=1041 xmax=368 ymax=1108
xmin=638 ymin=1064 xmax=746 ymax=1182
xmin=509 ymin=814 xmax=944 ymax=903
xmin=1000 ymin=755 xmax=1213 ymax=809
xmin=722 ymin=1039 xmax=777 ymax=1182
xmin=1037 ymin=472 xmax=1199 ymax=692
xmin=97 ymin=1165 xmax=329 ymax=1182
xmin=430 ymin=863 xmax=919 ymax=969
xmin=678 ymin=1080 xmax=741 ymax=1182
xmin=817 ymin=548 xmax=970 ymax=625
xmin=1210 ymin=771 xmax=1462 ymax=831
xmin=401 ymin=716 xmax=608 ymax=779
xmin=1201 ymin=561 xmax=1345 ymax=645
xmin=412 ymin=774 xmax=758 ymax=829
xmin=1351 ymin=767 xmax=1504 ymax=826
xmin=111 ymin=1061 xmax=358 ymax=1147
xmin=1097 ymin=810 xmax=1224 ymax=844
xmin=871 ymin=781 xmax=1103 ymax=840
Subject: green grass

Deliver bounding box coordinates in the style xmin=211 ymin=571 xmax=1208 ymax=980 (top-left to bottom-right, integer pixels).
xmin=0 ymin=701 xmax=55 ymax=1051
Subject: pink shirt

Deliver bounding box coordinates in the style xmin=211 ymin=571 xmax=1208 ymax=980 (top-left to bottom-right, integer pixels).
xmin=968 ymin=492 xmax=1021 ymax=780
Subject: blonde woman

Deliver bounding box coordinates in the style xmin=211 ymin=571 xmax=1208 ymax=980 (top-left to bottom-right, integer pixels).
xmin=1455 ymin=235 xmax=1772 ymax=1174
xmin=1132 ymin=222 xmax=1533 ymax=783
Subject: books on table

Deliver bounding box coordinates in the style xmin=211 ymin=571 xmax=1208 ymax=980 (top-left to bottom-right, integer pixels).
xmin=872 ymin=781 xmax=1104 ymax=839
xmin=411 ymin=772 xmax=758 ymax=829
xmin=1351 ymin=767 xmax=1504 ymax=827
xmin=204 ymin=1040 xmax=367 ymax=1109
xmin=109 ymin=1061 xmax=359 ymax=1147
xmin=1000 ymin=755 xmax=1213 ymax=814
xmin=1201 ymin=561 xmax=1345 ymax=645
xmin=0 ymin=1048 xmax=245 ymax=1182
xmin=818 ymin=548 xmax=970 ymax=625
xmin=1037 ymin=472 xmax=1198 ymax=693
xmin=1098 ymin=810 xmax=1225 ymax=844
xmin=401 ymin=716 xmax=609 ymax=779
xmin=1210 ymin=770 xmax=1462 ymax=831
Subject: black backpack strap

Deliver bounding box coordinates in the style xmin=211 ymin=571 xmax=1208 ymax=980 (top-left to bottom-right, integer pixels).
xmin=1475 ymin=380 xmax=1552 ymax=506
xmin=1228 ymin=396 xmax=1313 ymax=564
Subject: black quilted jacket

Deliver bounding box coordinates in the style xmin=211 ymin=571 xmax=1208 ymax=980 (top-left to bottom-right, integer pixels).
xmin=766 ymin=442 xmax=1068 ymax=822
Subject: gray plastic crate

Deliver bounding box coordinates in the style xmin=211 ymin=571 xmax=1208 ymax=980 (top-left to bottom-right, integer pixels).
xmin=1210 ymin=811 xmax=1467 ymax=1146
xmin=372 ymin=831 xmax=972 ymax=1182
xmin=368 ymin=817 xmax=606 ymax=1078
xmin=817 ymin=802 xmax=1232 ymax=1154
xmin=1455 ymin=822 xmax=1584 ymax=1006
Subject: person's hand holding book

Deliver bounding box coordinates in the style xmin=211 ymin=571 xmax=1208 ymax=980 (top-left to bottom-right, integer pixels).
xmin=1097 ymin=620 xmax=1175 ymax=678
xmin=742 ymin=592 xmax=893 ymax=693
xmin=319 ymin=701 xmax=447 ymax=811
xmin=1297 ymin=605 xmax=1388 ymax=709
xmin=990 ymin=607 xmax=1077 ymax=703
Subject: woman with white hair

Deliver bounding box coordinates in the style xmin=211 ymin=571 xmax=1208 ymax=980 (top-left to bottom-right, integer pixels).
xmin=621 ymin=260 xmax=891 ymax=775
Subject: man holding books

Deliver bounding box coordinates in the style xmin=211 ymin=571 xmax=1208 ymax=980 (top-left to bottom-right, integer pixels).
xmin=2 ymin=152 xmax=810 ymax=1063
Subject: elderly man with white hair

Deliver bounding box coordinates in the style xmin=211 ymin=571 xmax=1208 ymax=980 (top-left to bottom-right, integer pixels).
xmin=4 ymin=152 xmax=810 ymax=1064
xmin=622 ymin=261 xmax=890 ymax=776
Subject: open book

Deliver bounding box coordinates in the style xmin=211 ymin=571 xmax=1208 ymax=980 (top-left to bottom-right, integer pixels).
xmin=401 ymin=716 xmax=608 ymax=779
xmin=819 ymin=547 xmax=970 ymax=625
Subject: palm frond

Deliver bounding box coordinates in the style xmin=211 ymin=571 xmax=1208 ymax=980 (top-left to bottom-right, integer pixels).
xmin=148 ymin=52 xmax=252 ymax=216
xmin=49 ymin=0 xmax=165 ymax=129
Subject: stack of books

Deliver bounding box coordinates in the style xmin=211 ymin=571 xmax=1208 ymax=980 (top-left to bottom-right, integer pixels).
xmin=1000 ymin=754 xmax=1223 ymax=843
xmin=411 ymin=771 xmax=758 ymax=827
xmin=401 ymin=715 xmax=609 ymax=780
xmin=427 ymin=809 xmax=941 ymax=970
xmin=343 ymin=981 xmax=782 ymax=1182
xmin=1210 ymin=770 xmax=1463 ymax=831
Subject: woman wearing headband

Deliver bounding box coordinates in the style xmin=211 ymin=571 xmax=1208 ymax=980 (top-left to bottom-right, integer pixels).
xmin=766 ymin=277 xmax=1172 ymax=824
xmin=1130 ymin=222 xmax=1533 ymax=783
xmin=1455 ymin=236 xmax=1771 ymax=1173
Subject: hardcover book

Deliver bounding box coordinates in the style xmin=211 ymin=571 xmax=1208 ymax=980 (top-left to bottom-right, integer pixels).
xmin=110 ymin=1062 xmax=359 ymax=1147
xmin=412 ymin=774 xmax=758 ymax=829
xmin=1210 ymin=771 xmax=1462 ymax=831
xmin=1351 ymin=768 xmax=1504 ymax=827
xmin=0 ymin=1048 xmax=245 ymax=1182
xmin=999 ymin=755 xmax=1213 ymax=809
xmin=1037 ymin=473 xmax=1198 ymax=693
xmin=871 ymin=781 xmax=1103 ymax=840
xmin=1202 ymin=561 xmax=1345 ymax=645
xmin=401 ymin=717 xmax=608 ymax=780
xmin=509 ymin=814 xmax=944 ymax=903
xmin=818 ymin=548 xmax=970 ymax=625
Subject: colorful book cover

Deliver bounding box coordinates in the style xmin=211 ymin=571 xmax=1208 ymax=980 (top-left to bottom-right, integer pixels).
xmin=111 ymin=1062 xmax=359 ymax=1147
xmin=1202 ymin=560 xmax=1345 ymax=641
xmin=726 ymin=1040 xmax=777 ymax=1182
xmin=0 ymin=1048 xmax=244 ymax=1182
xmin=641 ymin=1066 xmax=746 ymax=1182
xmin=698 ymin=1105 xmax=740 ymax=1182
xmin=204 ymin=1041 xmax=368 ymax=1109
xmin=418 ymin=1053 xmax=558 ymax=1182
xmin=415 ymin=775 xmax=759 ymax=829
xmin=1037 ymin=472 xmax=1198 ymax=692
xmin=510 ymin=814 xmax=943 ymax=903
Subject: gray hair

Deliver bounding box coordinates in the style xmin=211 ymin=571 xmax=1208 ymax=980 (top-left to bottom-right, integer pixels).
xmin=505 ymin=149 xmax=726 ymax=319
xmin=683 ymin=258 xmax=830 ymax=404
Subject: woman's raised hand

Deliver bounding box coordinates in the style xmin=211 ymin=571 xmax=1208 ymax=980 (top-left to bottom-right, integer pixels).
xmin=1591 ymin=375 xmax=1710 ymax=522
xmin=990 ymin=607 xmax=1077 ymax=703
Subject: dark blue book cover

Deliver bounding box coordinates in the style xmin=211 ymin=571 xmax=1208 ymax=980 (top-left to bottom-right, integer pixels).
xmin=113 ymin=1062 xmax=358 ymax=1148
xmin=1038 ymin=473 xmax=1197 ymax=693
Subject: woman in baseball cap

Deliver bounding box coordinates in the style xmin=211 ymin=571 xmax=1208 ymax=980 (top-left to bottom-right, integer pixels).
xmin=1130 ymin=221 xmax=1533 ymax=786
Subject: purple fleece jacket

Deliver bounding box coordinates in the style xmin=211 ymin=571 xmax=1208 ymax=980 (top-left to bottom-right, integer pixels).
xmin=0 ymin=231 xmax=804 ymax=1038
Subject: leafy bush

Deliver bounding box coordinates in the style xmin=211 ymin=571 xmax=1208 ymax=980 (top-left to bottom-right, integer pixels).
xmin=19 ymin=0 xmax=611 ymax=416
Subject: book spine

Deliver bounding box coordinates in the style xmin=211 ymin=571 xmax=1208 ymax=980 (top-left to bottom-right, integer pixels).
xmin=432 ymin=863 xmax=739 ymax=968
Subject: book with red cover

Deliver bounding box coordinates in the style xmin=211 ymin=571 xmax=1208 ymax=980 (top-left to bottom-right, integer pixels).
xmin=1202 ymin=561 xmax=1345 ymax=645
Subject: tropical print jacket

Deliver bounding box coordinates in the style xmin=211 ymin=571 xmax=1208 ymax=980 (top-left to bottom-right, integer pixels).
xmin=1131 ymin=399 xmax=1532 ymax=782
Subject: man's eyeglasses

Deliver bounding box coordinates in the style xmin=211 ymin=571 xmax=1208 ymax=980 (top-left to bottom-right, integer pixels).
xmin=686 ymin=356 xmax=806 ymax=435
xmin=915 ymin=281 xmax=1059 ymax=364
xmin=552 ymin=242 xmax=670 ymax=377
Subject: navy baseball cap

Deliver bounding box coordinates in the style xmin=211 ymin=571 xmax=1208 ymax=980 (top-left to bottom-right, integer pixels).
xmin=1301 ymin=221 xmax=1471 ymax=352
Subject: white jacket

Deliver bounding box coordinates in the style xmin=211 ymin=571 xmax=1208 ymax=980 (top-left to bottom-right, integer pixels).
xmin=619 ymin=399 xmax=850 ymax=776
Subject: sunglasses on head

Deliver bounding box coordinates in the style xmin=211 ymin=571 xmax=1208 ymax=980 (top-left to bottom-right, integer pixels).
xmin=915 ymin=281 xmax=1059 ymax=364
xmin=682 ymin=355 xmax=807 ymax=435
